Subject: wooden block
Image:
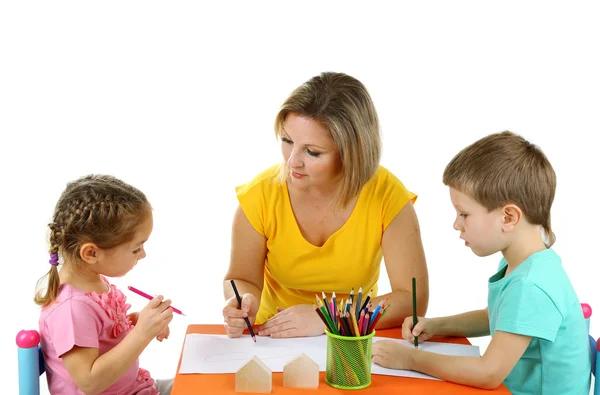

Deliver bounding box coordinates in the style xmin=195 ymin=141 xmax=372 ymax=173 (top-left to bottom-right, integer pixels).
xmin=283 ymin=353 xmax=319 ymax=389
xmin=235 ymin=355 xmax=272 ymax=393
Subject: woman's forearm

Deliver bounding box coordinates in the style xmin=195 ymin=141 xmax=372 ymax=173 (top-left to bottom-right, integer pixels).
xmin=223 ymin=278 xmax=262 ymax=303
xmin=370 ymin=290 xmax=424 ymax=329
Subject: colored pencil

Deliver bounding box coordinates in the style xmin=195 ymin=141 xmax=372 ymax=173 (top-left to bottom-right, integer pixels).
xmin=360 ymin=289 xmax=372 ymax=312
xmin=127 ymin=286 xmax=185 ymax=315
xmin=332 ymin=292 xmax=337 ymax=326
xmin=322 ymin=291 xmax=333 ymax=322
xmin=318 ymin=299 xmax=339 ymax=335
xmin=355 ymin=286 xmax=363 ymax=319
xmin=314 ymin=304 xmax=334 ymax=333
xmin=370 ymin=297 xmax=388 ymax=326
xmin=229 ymin=280 xmax=256 ymax=342
xmin=412 ymin=277 xmax=418 ymax=348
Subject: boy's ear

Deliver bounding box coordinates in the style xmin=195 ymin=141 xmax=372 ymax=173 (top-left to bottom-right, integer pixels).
xmin=501 ymin=204 xmax=522 ymax=232
xmin=80 ymin=242 xmax=100 ymax=265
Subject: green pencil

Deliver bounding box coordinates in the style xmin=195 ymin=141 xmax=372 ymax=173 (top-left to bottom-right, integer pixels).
xmin=412 ymin=277 xmax=418 ymax=348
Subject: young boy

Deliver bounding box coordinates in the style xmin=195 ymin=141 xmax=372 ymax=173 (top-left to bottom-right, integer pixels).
xmin=372 ymin=131 xmax=590 ymax=394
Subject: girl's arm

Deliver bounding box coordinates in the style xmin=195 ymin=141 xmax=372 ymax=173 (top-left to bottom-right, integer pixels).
xmin=410 ymin=330 xmax=531 ymax=389
xmin=61 ymin=297 xmax=172 ymax=394
xmin=61 ymin=329 xmax=152 ymax=394
xmin=375 ymin=202 xmax=429 ymax=328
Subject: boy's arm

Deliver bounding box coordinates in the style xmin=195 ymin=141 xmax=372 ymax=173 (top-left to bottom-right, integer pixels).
xmin=432 ymin=308 xmax=490 ymax=338
xmin=61 ymin=327 xmax=153 ymax=394
xmin=410 ymin=330 xmax=531 ymax=389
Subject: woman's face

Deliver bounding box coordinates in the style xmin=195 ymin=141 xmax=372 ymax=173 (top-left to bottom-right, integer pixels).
xmin=280 ymin=113 xmax=342 ymax=189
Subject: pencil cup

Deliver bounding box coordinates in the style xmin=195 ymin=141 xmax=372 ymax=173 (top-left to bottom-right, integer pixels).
xmin=325 ymin=330 xmax=375 ymax=390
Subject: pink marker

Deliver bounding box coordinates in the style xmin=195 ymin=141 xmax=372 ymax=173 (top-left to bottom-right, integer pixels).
xmin=127 ymin=286 xmax=184 ymax=315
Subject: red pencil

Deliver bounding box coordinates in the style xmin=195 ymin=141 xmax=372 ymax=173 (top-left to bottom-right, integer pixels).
xmin=127 ymin=286 xmax=185 ymax=315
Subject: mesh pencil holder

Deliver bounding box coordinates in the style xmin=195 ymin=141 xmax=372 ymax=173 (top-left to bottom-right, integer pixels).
xmin=325 ymin=329 xmax=375 ymax=390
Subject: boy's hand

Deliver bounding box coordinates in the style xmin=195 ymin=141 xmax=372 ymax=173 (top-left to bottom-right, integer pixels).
xmin=223 ymin=293 xmax=259 ymax=338
xmin=156 ymin=325 xmax=170 ymax=342
xmin=402 ymin=315 xmax=435 ymax=344
xmin=372 ymin=340 xmax=415 ymax=370
xmin=134 ymin=295 xmax=174 ymax=341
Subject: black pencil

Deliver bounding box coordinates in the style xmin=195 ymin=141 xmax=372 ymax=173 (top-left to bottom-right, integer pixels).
xmin=412 ymin=277 xmax=418 ymax=348
xmin=230 ymin=280 xmax=256 ymax=342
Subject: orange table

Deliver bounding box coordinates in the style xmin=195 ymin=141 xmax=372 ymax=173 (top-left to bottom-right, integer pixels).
xmin=172 ymin=325 xmax=510 ymax=394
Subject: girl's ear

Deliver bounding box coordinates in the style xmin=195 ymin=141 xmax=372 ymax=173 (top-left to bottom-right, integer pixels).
xmin=501 ymin=204 xmax=522 ymax=232
xmin=80 ymin=242 xmax=100 ymax=265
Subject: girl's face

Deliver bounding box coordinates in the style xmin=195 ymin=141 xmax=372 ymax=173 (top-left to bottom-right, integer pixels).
xmin=280 ymin=113 xmax=342 ymax=189
xmin=96 ymin=212 xmax=153 ymax=277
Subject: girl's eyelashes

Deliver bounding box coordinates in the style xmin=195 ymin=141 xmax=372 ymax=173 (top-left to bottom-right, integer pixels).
xmin=307 ymin=149 xmax=320 ymax=157
xmin=133 ymin=247 xmax=142 ymax=254
xmin=281 ymin=137 xmax=292 ymax=144
xmin=459 ymin=213 xmax=468 ymax=218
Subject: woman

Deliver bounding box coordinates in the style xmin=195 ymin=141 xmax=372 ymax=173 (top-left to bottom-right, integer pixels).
xmin=222 ymin=72 xmax=429 ymax=338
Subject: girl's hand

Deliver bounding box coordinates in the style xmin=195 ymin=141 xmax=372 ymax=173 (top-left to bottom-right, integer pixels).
xmin=257 ymin=304 xmax=325 ymax=338
xmin=156 ymin=325 xmax=170 ymax=342
xmin=127 ymin=312 xmax=139 ymax=326
xmin=372 ymin=340 xmax=415 ymax=370
xmin=223 ymin=293 xmax=259 ymax=338
xmin=402 ymin=315 xmax=435 ymax=344
xmin=133 ymin=295 xmax=173 ymax=341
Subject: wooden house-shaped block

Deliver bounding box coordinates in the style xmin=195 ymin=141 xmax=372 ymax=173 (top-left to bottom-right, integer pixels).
xmin=283 ymin=353 xmax=319 ymax=389
xmin=235 ymin=355 xmax=272 ymax=393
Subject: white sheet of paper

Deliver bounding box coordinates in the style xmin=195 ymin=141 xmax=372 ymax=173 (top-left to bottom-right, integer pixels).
xmin=178 ymin=334 xmax=480 ymax=382
xmin=178 ymin=334 xmax=327 ymax=374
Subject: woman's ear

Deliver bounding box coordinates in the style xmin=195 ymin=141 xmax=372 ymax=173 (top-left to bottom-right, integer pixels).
xmin=80 ymin=242 xmax=100 ymax=265
xmin=501 ymin=204 xmax=522 ymax=232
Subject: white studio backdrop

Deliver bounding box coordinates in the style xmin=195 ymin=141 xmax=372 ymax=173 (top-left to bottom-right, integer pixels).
xmin=1 ymin=2 xmax=598 ymax=394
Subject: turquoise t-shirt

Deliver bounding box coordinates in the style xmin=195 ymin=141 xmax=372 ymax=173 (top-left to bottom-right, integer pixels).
xmin=488 ymin=249 xmax=590 ymax=395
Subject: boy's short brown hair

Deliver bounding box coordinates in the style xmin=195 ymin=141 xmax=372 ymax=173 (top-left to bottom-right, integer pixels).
xmin=443 ymin=131 xmax=556 ymax=246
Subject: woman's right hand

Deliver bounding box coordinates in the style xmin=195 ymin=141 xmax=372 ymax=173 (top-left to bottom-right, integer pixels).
xmin=223 ymin=293 xmax=259 ymax=338
xmin=134 ymin=295 xmax=174 ymax=340
xmin=402 ymin=315 xmax=436 ymax=344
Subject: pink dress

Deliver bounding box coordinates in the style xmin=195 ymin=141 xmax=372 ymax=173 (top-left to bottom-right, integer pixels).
xmin=39 ymin=278 xmax=159 ymax=394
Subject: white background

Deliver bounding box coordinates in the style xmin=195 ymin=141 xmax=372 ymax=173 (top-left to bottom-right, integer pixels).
xmin=1 ymin=2 xmax=599 ymax=393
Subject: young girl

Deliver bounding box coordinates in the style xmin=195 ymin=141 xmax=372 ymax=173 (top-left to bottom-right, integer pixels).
xmin=372 ymin=132 xmax=591 ymax=395
xmin=35 ymin=174 xmax=174 ymax=395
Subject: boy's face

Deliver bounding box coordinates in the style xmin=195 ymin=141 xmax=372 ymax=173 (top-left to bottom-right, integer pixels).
xmin=449 ymin=187 xmax=505 ymax=257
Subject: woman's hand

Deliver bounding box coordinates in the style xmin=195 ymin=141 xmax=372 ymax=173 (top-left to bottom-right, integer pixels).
xmin=223 ymin=293 xmax=259 ymax=338
xmin=257 ymin=304 xmax=326 ymax=338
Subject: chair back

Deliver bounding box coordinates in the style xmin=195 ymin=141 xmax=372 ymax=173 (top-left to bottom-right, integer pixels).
xmin=582 ymin=303 xmax=599 ymax=395
xmin=16 ymin=330 xmax=44 ymax=395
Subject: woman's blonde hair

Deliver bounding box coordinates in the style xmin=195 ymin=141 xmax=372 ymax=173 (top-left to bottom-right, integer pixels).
xmin=35 ymin=175 xmax=151 ymax=307
xmin=274 ymin=72 xmax=381 ymax=208
xmin=443 ymin=131 xmax=557 ymax=247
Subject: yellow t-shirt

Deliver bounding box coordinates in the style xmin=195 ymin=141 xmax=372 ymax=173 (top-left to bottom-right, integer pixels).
xmin=236 ymin=165 xmax=417 ymax=324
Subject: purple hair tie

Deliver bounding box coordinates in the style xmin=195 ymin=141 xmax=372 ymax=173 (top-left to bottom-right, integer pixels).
xmin=49 ymin=253 xmax=59 ymax=266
